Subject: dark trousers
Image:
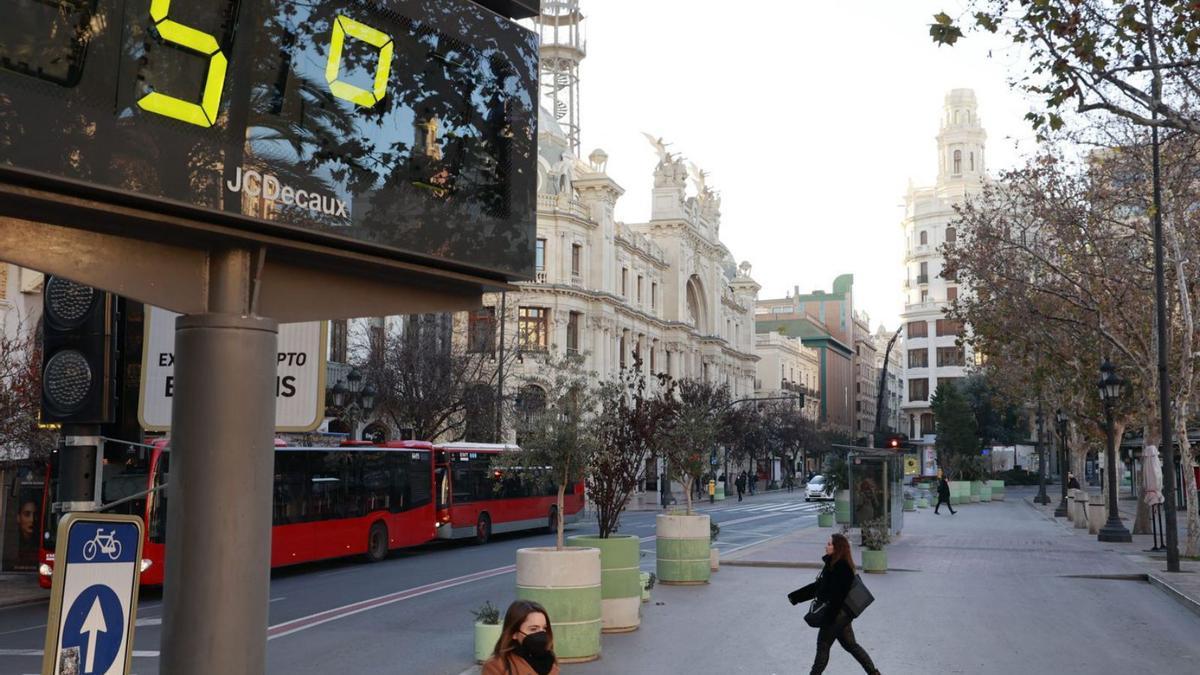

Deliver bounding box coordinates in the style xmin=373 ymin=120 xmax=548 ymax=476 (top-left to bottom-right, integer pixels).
xmin=810 ymin=620 xmax=877 ymax=675
xmin=736 ymin=487 xmax=744 ymax=501
xmin=934 ymin=495 xmax=955 ymax=513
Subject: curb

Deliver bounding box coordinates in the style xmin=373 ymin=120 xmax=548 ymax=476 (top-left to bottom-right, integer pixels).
xmin=723 ymin=560 xmax=822 ymax=570
xmin=1147 ymin=571 xmax=1200 ymax=620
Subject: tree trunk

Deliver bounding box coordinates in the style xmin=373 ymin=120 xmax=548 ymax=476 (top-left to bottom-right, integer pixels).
xmin=682 ymin=475 xmax=694 ymax=515
xmin=556 ymin=484 xmax=566 ymax=550
xmin=1132 ymin=422 xmax=1157 ymax=535
xmin=1175 ymin=415 xmax=1200 ymax=557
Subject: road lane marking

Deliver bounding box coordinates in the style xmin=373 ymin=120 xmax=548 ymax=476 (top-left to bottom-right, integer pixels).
xmin=266 ymin=565 xmax=517 ymax=640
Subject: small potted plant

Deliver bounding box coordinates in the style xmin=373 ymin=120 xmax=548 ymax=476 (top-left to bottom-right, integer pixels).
xmin=903 ymin=489 xmax=916 ymax=512
xmin=472 ymin=601 xmax=502 ymax=664
xmin=640 ymin=571 xmax=656 ymax=602
xmin=709 ymin=520 xmax=721 ymax=572
xmin=817 ymin=501 xmax=836 ymax=528
xmin=859 ymin=519 xmax=890 ymax=574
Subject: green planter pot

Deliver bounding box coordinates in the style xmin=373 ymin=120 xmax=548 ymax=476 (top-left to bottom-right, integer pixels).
xmin=639 ymin=571 xmax=651 ymax=602
xmin=917 ymin=498 xmax=929 ymax=508
xmin=861 ymin=549 xmax=887 ymax=573
xmin=566 ymin=534 xmax=642 ymax=633
xmin=950 ymin=481 xmax=969 ymax=505
xmin=516 ymin=547 xmax=602 ymax=663
xmin=979 ymin=484 xmax=992 ymax=502
xmin=656 ymin=514 xmax=711 ymax=584
xmin=969 ymin=481 xmax=983 ymax=503
xmin=715 ymin=484 xmax=726 ymax=501
xmin=834 ymin=490 xmax=852 ymax=524
xmin=817 ymin=512 xmax=834 ymax=527
xmin=474 ymin=622 xmax=502 ymax=664
xmin=904 ymin=498 xmax=916 ymax=512
xmin=988 ymin=480 xmax=1005 ymax=501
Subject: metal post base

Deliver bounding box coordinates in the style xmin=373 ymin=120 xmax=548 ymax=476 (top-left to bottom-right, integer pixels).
xmin=1097 ymin=517 xmax=1133 ymax=543
xmin=1034 ymin=489 xmax=1051 ymax=505
xmin=159 ymin=313 xmax=278 ymax=675
xmin=1054 ymin=498 xmax=1069 ymax=518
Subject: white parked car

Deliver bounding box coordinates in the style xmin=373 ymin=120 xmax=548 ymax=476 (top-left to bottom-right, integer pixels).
xmin=805 ymin=475 xmax=835 ymax=501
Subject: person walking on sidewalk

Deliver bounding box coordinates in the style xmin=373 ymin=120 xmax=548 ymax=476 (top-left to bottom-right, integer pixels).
xmin=788 ymin=533 xmax=881 ymax=675
xmin=482 ymin=600 xmax=560 ymax=675
xmin=934 ymin=475 xmax=956 ymax=514
xmin=735 ymin=472 xmax=747 ymax=502
xmin=1068 ymin=472 xmax=1081 ymax=490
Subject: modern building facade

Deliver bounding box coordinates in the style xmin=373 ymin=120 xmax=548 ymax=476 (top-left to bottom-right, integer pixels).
xmin=852 ymin=311 xmax=878 ymax=436
xmin=899 ymin=89 xmax=985 ymax=465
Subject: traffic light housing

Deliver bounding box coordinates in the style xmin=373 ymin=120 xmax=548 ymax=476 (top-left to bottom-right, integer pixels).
xmin=882 ymin=433 xmax=909 ymax=450
xmin=40 ymin=276 xmax=118 ymax=424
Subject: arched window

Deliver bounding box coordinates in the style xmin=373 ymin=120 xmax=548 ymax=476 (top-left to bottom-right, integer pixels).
xmin=946 ymin=227 xmax=956 ymax=244
xmin=919 ymin=231 xmax=928 ymax=245
xmin=953 ymin=150 xmax=962 ymax=174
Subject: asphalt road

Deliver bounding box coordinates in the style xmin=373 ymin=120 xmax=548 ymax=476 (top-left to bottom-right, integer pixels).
xmin=0 ymin=488 xmax=822 ymax=675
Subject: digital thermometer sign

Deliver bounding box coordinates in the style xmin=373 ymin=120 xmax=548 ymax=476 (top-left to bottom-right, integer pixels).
xmin=0 ymin=0 xmax=538 ymax=280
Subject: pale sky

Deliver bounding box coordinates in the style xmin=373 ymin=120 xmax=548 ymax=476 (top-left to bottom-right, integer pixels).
xmin=569 ymin=0 xmax=1039 ymax=330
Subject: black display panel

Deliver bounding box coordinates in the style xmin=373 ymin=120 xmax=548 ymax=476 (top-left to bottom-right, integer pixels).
xmin=0 ymin=0 xmax=538 ymax=280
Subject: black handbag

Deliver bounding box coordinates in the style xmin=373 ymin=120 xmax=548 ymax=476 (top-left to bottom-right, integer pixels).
xmin=804 ymin=598 xmax=831 ymax=627
xmin=843 ymin=575 xmax=874 ymax=618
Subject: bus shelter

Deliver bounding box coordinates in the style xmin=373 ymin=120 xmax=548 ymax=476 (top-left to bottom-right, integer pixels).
xmin=847 ymin=449 xmax=905 ymax=535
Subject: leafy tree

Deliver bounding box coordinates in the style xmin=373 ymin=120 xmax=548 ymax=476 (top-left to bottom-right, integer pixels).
xmin=931 ymin=380 xmax=983 ymax=479
xmin=495 ymin=353 xmax=596 ymax=549
xmin=961 ymin=373 xmax=1027 ymax=447
xmin=660 ymin=379 xmax=729 ymax=515
xmin=0 ymin=321 xmax=54 ymax=463
xmin=930 ymin=1 xmax=1200 ymax=134
xmin=587 ymin=359 xmax=676 ymax=538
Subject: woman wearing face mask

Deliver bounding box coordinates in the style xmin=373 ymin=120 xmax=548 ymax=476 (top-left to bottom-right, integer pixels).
xmin=482 ymin=600 xmax=560 ymax=675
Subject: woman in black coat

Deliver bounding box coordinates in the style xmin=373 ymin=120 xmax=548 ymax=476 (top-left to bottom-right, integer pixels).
xmin=789 ymin=533 xmax=880 ymax=675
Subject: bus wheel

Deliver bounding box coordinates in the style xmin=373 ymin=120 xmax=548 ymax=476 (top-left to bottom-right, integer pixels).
xmin=366 ymin=522 xmax=389 ymax=562
xmin=474 ymin=514 xmax=491 ymax=546
xmin=546 ymin=506 xmax=559 ymax=534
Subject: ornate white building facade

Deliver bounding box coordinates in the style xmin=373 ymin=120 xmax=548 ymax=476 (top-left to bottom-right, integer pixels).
xmin=900 ymin=89 xmax=985 ymax=464
xmin=754 ymin=331 xmax=820 ymax=423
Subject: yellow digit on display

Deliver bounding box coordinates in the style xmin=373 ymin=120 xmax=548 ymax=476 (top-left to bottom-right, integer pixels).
xmin=325 ymin=15 xmax=393 ymax=108
xmin=137 ymin=0 xmax=229 ymax=127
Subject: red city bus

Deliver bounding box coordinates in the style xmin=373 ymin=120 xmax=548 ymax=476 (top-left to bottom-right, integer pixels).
xmin=40 ymin=439 xmax=436 ymax=587
xmin=433 ymin=442 xmax=584 ymax=544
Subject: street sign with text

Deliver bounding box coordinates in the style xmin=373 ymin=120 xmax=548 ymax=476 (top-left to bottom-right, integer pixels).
xmin=139 ymin=306 xmax=327 ymax=431
xmin=42 ymin=513 xmax=144 ymax=675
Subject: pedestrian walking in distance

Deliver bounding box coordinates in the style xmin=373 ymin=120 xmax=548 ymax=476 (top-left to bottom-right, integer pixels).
xmin=1067 ymin=472 xmax=1081 ymax=490
xmin=934 ymin=475 xmax=956 ymax=515
xmin=482 ymin=600 xmax=560 ymax=675
xmin=735 ymin=472 xmax=747 ymax=502
xmin=788 ymin=533 xmax=881 ymax=675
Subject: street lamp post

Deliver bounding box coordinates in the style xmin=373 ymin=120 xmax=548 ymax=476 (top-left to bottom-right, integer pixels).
xmin=1097 ymin=360 xmax=1132 ymax=542
xmin=1035 ymin=409 xmax=1051 ymax=504
xmin=1055 ymin=409 xmax=1069 ymax=518
xmin=327 ymin=367 xmax=377 ymax=440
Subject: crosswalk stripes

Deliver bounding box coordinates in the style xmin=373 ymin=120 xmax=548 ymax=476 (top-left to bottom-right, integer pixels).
xmin=710 ymin=501 xmax=825 ymax=514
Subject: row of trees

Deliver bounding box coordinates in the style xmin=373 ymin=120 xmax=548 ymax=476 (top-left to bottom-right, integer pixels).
xmin=930 ymin=0 xmax=1200 ymax=556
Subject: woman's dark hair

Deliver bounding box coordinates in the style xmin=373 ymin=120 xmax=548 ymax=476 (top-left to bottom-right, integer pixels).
xmin=829 ymin=532 xmax=856 ymax=572
xmin=492 ymin=600 xmax=555 ymax=666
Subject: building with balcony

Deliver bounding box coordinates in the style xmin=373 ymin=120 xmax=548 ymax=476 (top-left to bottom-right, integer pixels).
xmin=852 ymin=311 xmax=878 ymax=436
xmin=754 ymin=331 xmax=821 ymax=423
xmin=900 ymin=89 xmax=986 ymax=466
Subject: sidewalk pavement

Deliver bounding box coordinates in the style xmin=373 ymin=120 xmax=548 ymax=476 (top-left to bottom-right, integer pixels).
xmin=0 ymin=573 xmax=49 ymax=609
xmin=624 ymin=486 xmax=789 ymax=512
xmin=465 ymin=486 xmax=1199 ymax=674
xmin=1026 ymin=490 xmax=1200 ymax=620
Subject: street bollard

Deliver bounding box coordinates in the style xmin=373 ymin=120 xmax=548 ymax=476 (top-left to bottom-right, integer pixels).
xmin=1067 ymin=489 xmax=1078 ymax=522
xmin=1087 ymin=494 xmax=1106 ymax=535
xmin=1073 ymin=491 xmax=1089 ymax=529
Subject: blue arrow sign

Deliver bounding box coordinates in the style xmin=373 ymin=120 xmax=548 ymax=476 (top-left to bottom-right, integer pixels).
xmin=61 ymin=584 xmax=124 ymax=674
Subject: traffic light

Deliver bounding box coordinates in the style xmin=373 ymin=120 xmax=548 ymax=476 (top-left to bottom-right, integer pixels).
xmin=40 ymin=276 xmax=118 ymax=424
xmin=882 ymin=433 xmax=909 ymax=450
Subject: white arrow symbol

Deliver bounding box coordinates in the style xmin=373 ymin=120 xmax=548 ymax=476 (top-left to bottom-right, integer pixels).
xmin=80 ymin=596 xmax=108 ymax=673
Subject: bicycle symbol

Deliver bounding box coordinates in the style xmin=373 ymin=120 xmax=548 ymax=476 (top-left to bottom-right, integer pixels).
xmin=82 ymin=529 xmax=122 ymax=562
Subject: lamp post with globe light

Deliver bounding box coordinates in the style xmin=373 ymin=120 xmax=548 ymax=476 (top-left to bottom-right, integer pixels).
xmin=1097 ymin=360 xmax=1132 ymax=542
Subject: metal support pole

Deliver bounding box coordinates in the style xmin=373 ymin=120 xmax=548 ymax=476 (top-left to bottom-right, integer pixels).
xmin=1035 ymin=411 xmax=1050 ymax=504
xmin=1055 ymin=420 xmax=1069 ymax=517
xmin=57 ymin=424 xmax=100 ymax=510
xmin=160 ymin=249 xmax=278 ymax=675
xmin=1098 ymin=401 xmax=1132 ymax=542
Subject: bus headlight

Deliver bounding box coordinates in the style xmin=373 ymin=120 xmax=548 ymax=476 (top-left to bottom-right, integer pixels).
xmin=140 ymin=559 xmax=153 ymax=572
xmin=39 ymin=563 xmax=53 ymax=577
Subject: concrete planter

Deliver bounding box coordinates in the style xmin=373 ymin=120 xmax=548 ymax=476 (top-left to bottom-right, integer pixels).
xmin=656 ymin=514 xmax=711 ymax=585
xmin=1086 ymin=495 xmax=1106 ymax=535
xmin=950 ymin=481 xmax=969 ymax=505
xmin=861 ymin=549 xmax=887 ymax=573
xmin=903 ymin=498 xmax=916 ymax=512
xmin=979 ymin=484 xmax=992 ymax=502
xmin=710 ymin=547 xmax=720 ymax=572
xmin=969 ymin=481 xmax=983 ymax=503
xmin=516 ymin=547 xmax=602 ymax=662
xmin=639 ymin=571 xmax=650 ymax=603
xmin=566 ymin=535 xmax=641 ymax=633
xmin=917 ymin=498 xmax=929 ymax=509
xmin=1073 ymin=491 xmax=1089 ymax=529
xmin=715 ymin=484 xmax=726 ymax=501
xmin=834 ymin=490 xmax=852 ymax=524
xmin=474 ymin=622 xmax=502 ymax=664
xmin=817 ymin=512 xmax=835 ymax=527
xmin=988 ymin=480 xmax=1005 ymax=501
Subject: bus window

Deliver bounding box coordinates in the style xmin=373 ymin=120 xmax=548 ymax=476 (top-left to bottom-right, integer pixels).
xmin=361 ymin=453 xmax=393 ymax=513
xmin=273 ymin=451 xmax=309 ymax=525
